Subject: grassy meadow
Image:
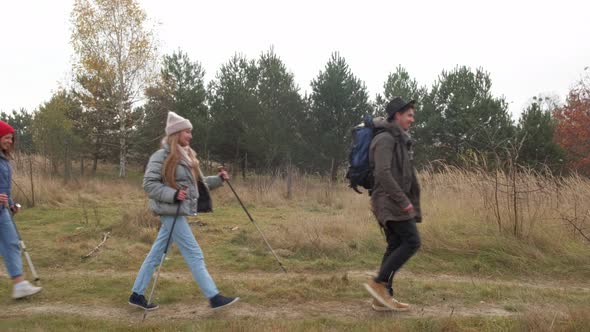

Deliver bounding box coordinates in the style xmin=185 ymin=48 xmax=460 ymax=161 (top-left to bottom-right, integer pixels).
xmin=0 ymin=157 xmax=589 ymax=331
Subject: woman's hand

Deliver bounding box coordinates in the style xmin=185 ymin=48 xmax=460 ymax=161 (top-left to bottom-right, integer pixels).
xmin=218 ymin=169 xmax=230 ymax=181
xmin=175 ymin=188 xmax=188 ymax=201
xmin=0 ymin=193 xmax=8 ymax=205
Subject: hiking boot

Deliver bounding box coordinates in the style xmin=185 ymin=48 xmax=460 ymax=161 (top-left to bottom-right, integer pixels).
xmin=128 ymin=292 xmax=159 ymax=310
xmin=392 ymin=298 xmax=410 ymax=311
xmin=364 ymin=280 xmax=397 ymax=310
xmin=371 ymin=298 xmax=410 ymax=312
xmin=209 ymin=293 xmax=239 ymax=310
xmin=12 ymin=281 xmax=42 ymax=299
xmin=371 ymin=298 xmax=391 ymax=312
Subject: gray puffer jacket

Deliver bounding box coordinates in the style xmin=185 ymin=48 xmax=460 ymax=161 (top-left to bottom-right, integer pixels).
xmin=143 ymin=145 xmax=223 ymax=216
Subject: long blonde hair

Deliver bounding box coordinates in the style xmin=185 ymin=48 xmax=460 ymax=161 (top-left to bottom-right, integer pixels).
xmin=162 ymin=133 xmax=201 ymax=189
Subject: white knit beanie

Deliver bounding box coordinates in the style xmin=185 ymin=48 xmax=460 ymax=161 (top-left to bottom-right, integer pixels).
xmin=165 ymin=112 xmax=193 ymax=136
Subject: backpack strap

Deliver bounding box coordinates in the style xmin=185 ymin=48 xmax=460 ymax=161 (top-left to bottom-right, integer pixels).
xmin=362 ymin=115 xmax=374 ymax=128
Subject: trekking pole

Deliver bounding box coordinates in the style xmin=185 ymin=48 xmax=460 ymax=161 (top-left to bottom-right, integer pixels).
xmin=142 ymin=195 xmax=183 ymax=322
xmin=7 ymin=203 xmax=40 ymax=286
xmin=219 ymin=167 xmax=287 ymax=273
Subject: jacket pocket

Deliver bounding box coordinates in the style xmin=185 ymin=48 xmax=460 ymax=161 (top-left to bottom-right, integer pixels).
xmin=373 ymin=194 xmax=414 ymax=223
xmin=149 ymin=199 xmax=193 ymax=216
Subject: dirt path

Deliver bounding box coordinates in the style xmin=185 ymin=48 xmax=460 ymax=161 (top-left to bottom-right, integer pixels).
xmin=0 ymin=299 xmax=517 ymax=321
xmin=24 ymin=268 xmax=590 ymax=292
xmin=0 ymin=268 xmax=585 ymax=322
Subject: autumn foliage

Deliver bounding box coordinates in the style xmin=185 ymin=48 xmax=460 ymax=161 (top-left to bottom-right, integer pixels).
xmin=554 ymin=73 xmax=590 ymax=174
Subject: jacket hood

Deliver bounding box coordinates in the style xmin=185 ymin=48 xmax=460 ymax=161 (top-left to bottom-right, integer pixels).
xmin=372 ymin=116 xmax=402 ymax=137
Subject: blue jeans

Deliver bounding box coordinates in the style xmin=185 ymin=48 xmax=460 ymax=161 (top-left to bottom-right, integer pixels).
xmin=132 ymin=215 xmax=219 ymax=298
xmin=0 ymin=208 xmax=22 ymax=278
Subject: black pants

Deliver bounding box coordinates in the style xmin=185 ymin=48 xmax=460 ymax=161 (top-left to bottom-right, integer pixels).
xmin=375 ymin=219 xmax=421 ymax=294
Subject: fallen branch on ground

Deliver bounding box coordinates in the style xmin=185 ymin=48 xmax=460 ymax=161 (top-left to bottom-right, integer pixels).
xmin=82 ymin=232 xmax=111 ymax=260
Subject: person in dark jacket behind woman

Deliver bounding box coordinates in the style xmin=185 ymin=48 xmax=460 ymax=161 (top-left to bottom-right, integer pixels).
xmin=129 ymin=112 xmax=238 ymax=311
xmin=0 ymin=120 xmax=42 ymax=299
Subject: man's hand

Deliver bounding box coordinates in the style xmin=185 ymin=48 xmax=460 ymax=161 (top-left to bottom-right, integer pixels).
xmin=402 ymin=203 xmax=414 ymax=213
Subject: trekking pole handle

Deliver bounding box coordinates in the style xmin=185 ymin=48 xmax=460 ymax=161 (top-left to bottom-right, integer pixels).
xmin=217 ymin=165 xmax=228 ymax=180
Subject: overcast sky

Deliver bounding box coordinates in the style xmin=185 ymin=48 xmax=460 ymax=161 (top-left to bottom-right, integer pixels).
xmin=1 ymin=0 xmax=588 ymax=118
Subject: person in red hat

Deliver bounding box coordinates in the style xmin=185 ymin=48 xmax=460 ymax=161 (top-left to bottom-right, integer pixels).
xmin=0 ymin=120 xmax=42 ymax=298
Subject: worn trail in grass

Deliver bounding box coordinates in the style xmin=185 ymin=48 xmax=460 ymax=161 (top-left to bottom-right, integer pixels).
xmin=1 ymin=269 xmax=587 ymax=323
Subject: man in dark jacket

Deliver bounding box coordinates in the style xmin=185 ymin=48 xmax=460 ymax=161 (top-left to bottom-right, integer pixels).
xmin=364 ymin=97 xmax=421 ymax=311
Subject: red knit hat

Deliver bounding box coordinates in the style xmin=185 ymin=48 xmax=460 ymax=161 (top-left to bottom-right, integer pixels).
xmin=0 ymin=120 xmax=15 ymax=138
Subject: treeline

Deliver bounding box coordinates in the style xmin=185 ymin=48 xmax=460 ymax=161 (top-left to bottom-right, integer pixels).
xmin=2 ymin=0 xmax=589 ymax=179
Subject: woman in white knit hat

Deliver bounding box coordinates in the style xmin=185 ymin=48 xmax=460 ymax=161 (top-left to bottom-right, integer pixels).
xmin=129 ymin=112 xmax=238 ymax=310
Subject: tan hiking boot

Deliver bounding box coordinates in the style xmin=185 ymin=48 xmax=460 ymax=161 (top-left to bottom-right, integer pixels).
xmin=391 ymin=297 xmax=410 ymax=311
xmin=364 ymin=280 xmax=396 ymax=310
xmin=371 ymin=298 xmax=411 ymax=312
xmin=371 ymin=298 xmax=391 ymax=312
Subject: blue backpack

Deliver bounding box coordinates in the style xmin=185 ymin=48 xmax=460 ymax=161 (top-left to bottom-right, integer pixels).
xmin=345 ymin=115 xmax=380 ymax=194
